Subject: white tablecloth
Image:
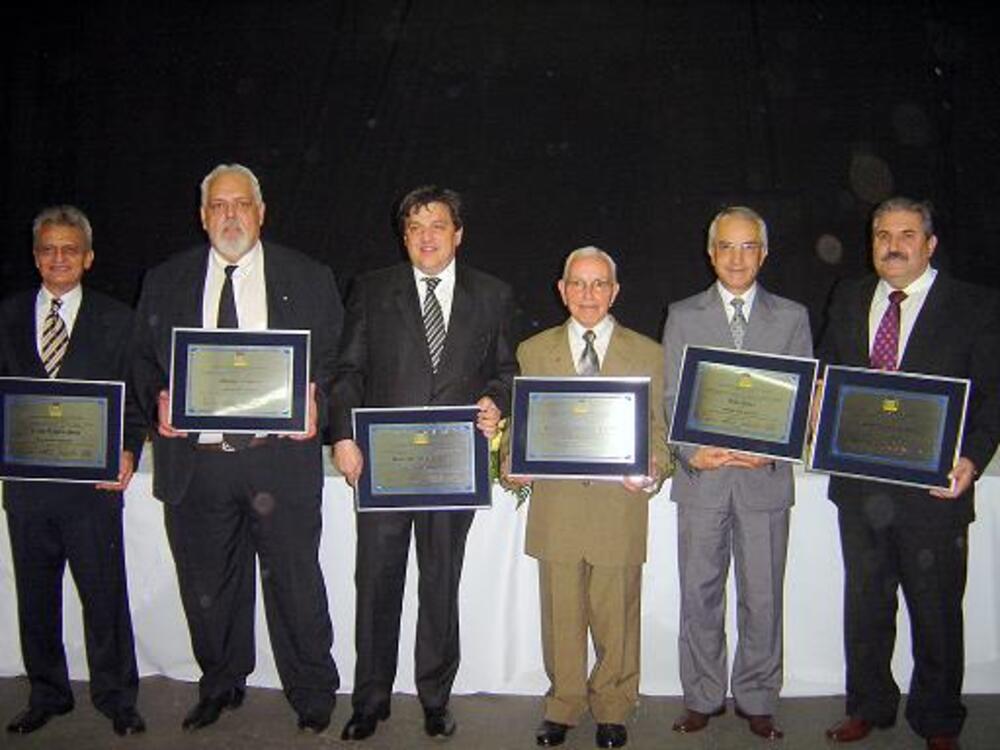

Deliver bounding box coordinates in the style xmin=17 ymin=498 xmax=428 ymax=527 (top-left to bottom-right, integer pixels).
xmin=2 ymin=468 xmax=999 ymax=696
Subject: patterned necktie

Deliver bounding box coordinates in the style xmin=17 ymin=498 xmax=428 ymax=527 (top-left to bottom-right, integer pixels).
xmin=422 ymin=277 xmax=445 ymax=372
xmin=41 ymin=297 xmax=69 ymax=378
xmin=870 ymin=289 xmax=907 ymax=370
xmin=578 ymin=329 xmax=600 ymax=375
xmin=217 ymin=264 xmax=239 ymax=328
xmin=730 ymin=297 xmax=748 ymax=350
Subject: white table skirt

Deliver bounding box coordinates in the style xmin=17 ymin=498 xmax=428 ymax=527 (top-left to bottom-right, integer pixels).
xmin=2 ymin=467 xmax=999 ymax=696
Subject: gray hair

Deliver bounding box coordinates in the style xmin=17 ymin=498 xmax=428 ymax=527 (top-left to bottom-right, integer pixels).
xmin=562 ymin=246 xmax=618 ymax=283
xmin=200 ymin=163 xmax=264 ymax=207
xmin=872 ymin=196 xmax=934 ymax=236
xmin=706 ymin=206 xmax=769 ymax=253
xmin=32 ymin=205 xmax=93 ymax=250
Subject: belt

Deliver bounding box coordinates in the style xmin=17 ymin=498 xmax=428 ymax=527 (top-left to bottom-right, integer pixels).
xmin=195 ymin=436 xmax=271 ymax=453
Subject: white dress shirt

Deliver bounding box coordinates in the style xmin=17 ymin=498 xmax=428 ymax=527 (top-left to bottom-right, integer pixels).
xmin=868 ymin=266 xmax=937 ymax=360
xmin=201 ymin=242 xmax=268 ymax=330
xmin=567 ymin=314 xmax=615 ymax=372
xmin=716 ymin=281 xmax=758 ymax=324
xmin=412 ymin=258 xmax=456 ymax=329
xmin=35 ymin=284 xmax=83 ymax=358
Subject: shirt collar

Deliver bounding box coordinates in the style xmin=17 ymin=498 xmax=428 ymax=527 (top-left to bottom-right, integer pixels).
xmin=412 ymin=257 xmax=456 ymax=286
xmin=875 ymin=265 xmax=937 ymax=301
xmin=568 ymin=313 xmax=615 ymax=341
xmin=38 ymin=283 xmax=82 ymax=307
xmin=211 ymin=241 xmax=263 ymax=274
xmin=715 ymin=280 xmax=757 ymax=309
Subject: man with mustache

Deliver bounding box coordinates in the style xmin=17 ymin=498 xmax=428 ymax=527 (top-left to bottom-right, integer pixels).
xmin=131 ymin=164 xmax=343 ymax=734
xmin=820 ymin=197 xmax=1000 ymax=750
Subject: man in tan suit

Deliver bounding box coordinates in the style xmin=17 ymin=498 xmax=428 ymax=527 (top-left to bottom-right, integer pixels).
xmin=510 ymin=247 xmax=670 ymax=749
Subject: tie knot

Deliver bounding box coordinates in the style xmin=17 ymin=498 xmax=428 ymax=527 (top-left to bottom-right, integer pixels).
xmin=730 ymin=297 xmax=745 ymax=312
xmin=583 ymin=329 xmax=596 ymax=344
xmin=224 ymin=264 xmax=238 ymax=280
xmin=889 ymin=290 xmax=907 ymax=306
xmin=50 ymin=297 xmax=63 ymax=311
xmin=423 ymin=276 xmax=441 ymax=292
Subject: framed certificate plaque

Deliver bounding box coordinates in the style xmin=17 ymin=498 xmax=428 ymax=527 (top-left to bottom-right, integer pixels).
xmin=509 ymin=376 xmax=650 ymax=480
xmin=352 ymin=406 xmax=490 ymax=511
xmin=669 ymin=345 xmax=818 ymax=462
xmin=0 ymin=377 xmax=123 ymax=483
xmin=810 ymin=365 xmax=969 ymax=490
xmin=169 ymin=328 xmax=310 ymax=434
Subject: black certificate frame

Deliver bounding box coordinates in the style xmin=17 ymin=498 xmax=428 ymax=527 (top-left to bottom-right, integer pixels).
xmin=509 ymin=376 xmax=651 ymax=480
xmin=352 ymin=405 xmax=491 ymax=512
xmin=810 ymin=365 xmax=970 ymax=490
xmin=669 ymin=345 xmax=818 ymax=462
xmin=169 ymin=328 xmax=310 ymax=434
xmin=0 ymin=376 xmax=123 ymax=483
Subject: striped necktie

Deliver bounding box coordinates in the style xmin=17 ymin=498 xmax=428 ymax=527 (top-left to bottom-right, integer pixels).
xmin=422 ymin=277 xmax=445 ymax=372
xmin=41 ymin=297 xmax=69 ymax=377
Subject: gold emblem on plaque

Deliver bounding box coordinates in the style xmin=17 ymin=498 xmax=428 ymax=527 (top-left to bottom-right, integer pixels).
xmin=738 ymin=373 xmax=754 ymax=389
xmin=48 ymin=402 xmax=63 ymax=418
xmin=412 ymin=432 xmax=431 ymax=445
xmin=232 ymin=351 xmax=248 ymax=367
xmin=572 ymin=400 xmax=590 ymax=414
xmin=881 ymin=398 xmax=899 ymax=413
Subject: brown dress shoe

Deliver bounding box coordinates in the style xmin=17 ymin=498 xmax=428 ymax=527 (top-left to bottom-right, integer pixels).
xmin=825 ymin=717 xmax=873 ymax=743
xmin=926 ymin=737 xmax=960 ymax=750
xmin=671 ymin=705 xmax=725 ymax=733
xmin=734 ymin=706 xmax=783 ymax=740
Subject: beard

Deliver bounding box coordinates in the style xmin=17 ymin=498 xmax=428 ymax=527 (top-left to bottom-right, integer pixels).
xmin=211 ymin=221 xmax=254 ymax=259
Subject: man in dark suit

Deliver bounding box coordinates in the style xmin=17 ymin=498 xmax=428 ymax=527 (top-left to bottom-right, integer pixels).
xmin=331 ymin=185 xmax=517 ymax=741
xmin=513 ymin=247 xmax=670 ymax=750
xmin=131 ymin=164 xmax=343 ymax=734
xmin=1 ymin=206 xmax=145 ymax=737
xmin=663 ymin=207 xmax=812 ymax=741
xmin=821 ymin=197 xmax=1000 ymax=750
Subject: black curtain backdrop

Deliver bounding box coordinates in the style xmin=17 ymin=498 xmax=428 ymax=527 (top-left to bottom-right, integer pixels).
xmin=3 ymin=1 xmax=999 ymax=341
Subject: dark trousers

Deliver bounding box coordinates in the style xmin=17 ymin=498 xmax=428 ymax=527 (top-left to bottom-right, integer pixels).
xmin=352 ymin=509 xmax=474 ymax=713
xmin=837 ymin=505 xmax=968 ymax=739
xmin=6 ymin=492 xmax=138 ymax=718
xmin=163 ymin=443 xmax=338 ymax=720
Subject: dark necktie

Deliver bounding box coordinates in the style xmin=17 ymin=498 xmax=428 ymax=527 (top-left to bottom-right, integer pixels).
xmin=578 ymin=329 xmax=600 ymax=375
xmin=730 ymin=297 xmax=748 ymax=350
xmin=870 ymin=289 xmax=907 ymax=371
xmin=41 ymin=297 xmax=69 ymax=378
xmin=422 ymin=277 xmax=446 ymax=372
xmin=217 ymin=264 xmax=239 ymax=328
xmin=215 ymin=264 xmax=251 ymax=448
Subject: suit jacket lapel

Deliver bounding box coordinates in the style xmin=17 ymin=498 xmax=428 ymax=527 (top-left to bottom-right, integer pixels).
xmin=393 ymin=265 xmax=432 ymax=367
xmin=899 ymin=273 xmax=947 ymax=370
xmin=602 ymin=323 xmax=634 ymax=376
xmin=176 ymin=250 xmax=209 ymax=329
xmin=849 ymin=276 xmax=879 ymax=365
xmin=699 ymin=286 xmax=736 ymax=348
xmin=16 ymin=292 xmax=46 ymax=378
xmin=57 ymin=290 xmax=98 ymax=378
xmin=437 ymin=268 xmax=474 ymax=377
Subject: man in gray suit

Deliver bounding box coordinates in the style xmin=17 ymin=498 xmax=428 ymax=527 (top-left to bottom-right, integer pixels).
xmin=662 ymin=206 xmax=812 ymax=741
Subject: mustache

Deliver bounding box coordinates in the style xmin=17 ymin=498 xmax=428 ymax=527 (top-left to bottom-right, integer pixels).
xmin=880 ymin=250 xmax=907 ymax=261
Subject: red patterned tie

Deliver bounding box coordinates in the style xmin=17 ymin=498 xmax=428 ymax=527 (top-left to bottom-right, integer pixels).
xmin=870 ymin=290 xmax=907 ymax=370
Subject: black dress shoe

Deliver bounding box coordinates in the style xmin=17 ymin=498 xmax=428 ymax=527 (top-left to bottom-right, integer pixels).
xmin=6 ymin=705 xmax=72 ymax=734
xmin=424 ymin=707 xmax=457 ymax=739
xmin=297 ymin=713 xmax=330 ymax=734
xmin=341 ymin=705 xmax=390 ymax=741
xmin=181 ymin=688 xmax=245 ymax=731
xmin=112 ymin=707 xmax=147 ymax=736
xmin=595 ymin=723 xmax=628 ymax=748
xmin=536 ymin=719 xmax=570 ymax=747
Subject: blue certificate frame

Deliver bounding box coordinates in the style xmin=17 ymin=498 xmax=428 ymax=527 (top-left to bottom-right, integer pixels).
xmin=0 ymin=377 xmax=123 ymax=483
xmin=509 ymin=377 xmax=650 ymax=479
xmin=669 ymin=346 xmax=818 ymax=462
xmin=169 ymin=328 xmax=310 ymax=433
xmin=810 ymin=365 xmax=969 ymax=490
xmin=352 ymin=406 xmax=490 ymax=511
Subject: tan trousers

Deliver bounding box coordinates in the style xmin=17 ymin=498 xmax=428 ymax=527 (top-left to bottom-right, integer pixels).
xmin=538 ymin=559 xmax=642 ymax=725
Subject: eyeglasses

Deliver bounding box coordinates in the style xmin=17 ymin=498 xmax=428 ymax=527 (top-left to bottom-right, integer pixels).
xmin=715 ymin=241 xmax=763 ymax=253
xmin=564 ymin=278 xmax=615 ymax=294
xmin=206 ymin=199 xmax=257 ymax=216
